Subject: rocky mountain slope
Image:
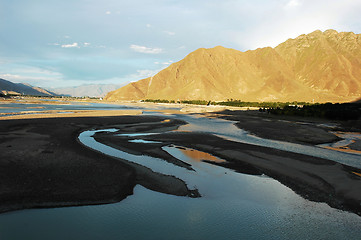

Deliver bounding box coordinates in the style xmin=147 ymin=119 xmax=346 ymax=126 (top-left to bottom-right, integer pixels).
xmin=106 ymin=30 xmax=361 ymax=103
xmin=0 ymin=78 xmax=58 ymax=97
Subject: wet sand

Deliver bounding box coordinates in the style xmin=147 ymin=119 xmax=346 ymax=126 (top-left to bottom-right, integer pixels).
xmin=0 ymin=115 xmax=197 ymax=213
xmin=0 ymin=103 xmax=360 ymax=216
xmin=211 ymin=109 xmax=361 ymax=154
xmin=210 ymin=109 xmax=343 ymax=145
xmin=137 ymin=131 xmax=361 ymax=215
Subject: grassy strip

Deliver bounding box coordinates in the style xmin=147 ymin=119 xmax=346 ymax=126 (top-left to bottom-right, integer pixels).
xmin=269 ymin=103 xmax=361 ymax=120
xmin=142 ymin=99 xmax=361 ymax=120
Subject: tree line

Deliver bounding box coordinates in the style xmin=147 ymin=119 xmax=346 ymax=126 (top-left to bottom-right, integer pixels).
xmin=142 ymin=99 xmax=361 ymax=120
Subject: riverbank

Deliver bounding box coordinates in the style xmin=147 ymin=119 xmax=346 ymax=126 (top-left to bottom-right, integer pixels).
xmin=211 ymin=109 xmax=361 ymax=150
xmin=134 ymin=131 xmax=361 ymax=216
xmin=1 ymin=102 xmax=361 ymax=216
xmin=0 ymin=115 xmax=196 ymax=213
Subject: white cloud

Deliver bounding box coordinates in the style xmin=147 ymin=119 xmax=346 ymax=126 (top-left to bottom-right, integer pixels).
xmin=1 ymin=73 xmax=47 ymax=82
xmin=0 ymin=70 xmax=63 ymax=86
xmin=130 ymin=45 xmax=163 ymax=54
xmin=61 ymin=42 xmax=79 ymax=48
xmin=230 ymin=0 xmax=361 ymax=50
xmin=164 ymin=31 xmax=176 ymax=36
xmin=154 ymin=59 xmax=174 ymax=65
xmin=83 ymin=42 xmax=91 ymax=47
xmin=105 ymin=11 xmax=111 ymax=15
xmin=146 ymin=24 xmax=152 ymax=28
xmin=128 ymin=69 xmax=160 ymax=80
xmin=284 ymin=0 xmax=301 ymax=9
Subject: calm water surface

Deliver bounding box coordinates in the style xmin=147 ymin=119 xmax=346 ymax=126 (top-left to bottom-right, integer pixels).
xmin=0 ymin=101 xmax=143 ymax=114
xmin=0 ymin=102 xmax=360 ymax=240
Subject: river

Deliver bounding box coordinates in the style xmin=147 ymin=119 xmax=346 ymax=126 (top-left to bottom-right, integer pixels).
xmin=0 ymin=100 xmax=360 ymax=239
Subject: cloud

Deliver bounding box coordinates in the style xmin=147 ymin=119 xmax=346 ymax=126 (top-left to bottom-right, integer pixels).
xmin=284 ymin=0 xmax=302 ymax=9
xmin=130 ymin=45 xmax=163 ymax=54
xmin=0 ymin=67 xmax=64 ymax=87
xmin=128 ymin=69 xmax=160 ymax=81
xmin=49 ymin=42 xmax=92 ymax=48
xmin=164 ymin=31 xmax=176 ymax=36
xmin=0 ymin=73 xmax=60 ymax=82
xmin=61 ymin=42 xmax=79 ymax=48
xmin=146 ymin=24 xmax=152 ymax=28
xmin=105 ymin=11 xmax=111 ymax=15
xmin=154 ymin=60 xmax=173 ymax=66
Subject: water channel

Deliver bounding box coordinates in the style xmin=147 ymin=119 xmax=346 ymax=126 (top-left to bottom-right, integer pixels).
xmin=0 ymin=102 xmax=361 ymax=239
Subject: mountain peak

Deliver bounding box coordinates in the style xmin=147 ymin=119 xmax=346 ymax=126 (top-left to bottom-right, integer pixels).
xmin=324 ymin=29 xmax=339 ymax=35
xmin=106 ymin=30 xmax=361 ymax=103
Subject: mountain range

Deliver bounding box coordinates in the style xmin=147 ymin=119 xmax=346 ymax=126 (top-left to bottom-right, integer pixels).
xmin=105 ymin=30 xmax=361 ymax=103
xmin=52 ymin=84 xmax=124 ymax=98
xmin=0 ymin=78 xmax=58 ymax=97
xmin=0 ymin=78 xmax=123 ymax=98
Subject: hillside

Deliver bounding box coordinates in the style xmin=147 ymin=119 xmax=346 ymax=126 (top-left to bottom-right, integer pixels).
xmin=0 ymin=78 xmax=58 ymax=97
xmin=106 ymin=30 xmax=361 ymax=103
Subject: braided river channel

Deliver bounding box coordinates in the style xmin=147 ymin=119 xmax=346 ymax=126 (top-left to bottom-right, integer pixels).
xmin=0 ymin=101 xmax=361 ymax=239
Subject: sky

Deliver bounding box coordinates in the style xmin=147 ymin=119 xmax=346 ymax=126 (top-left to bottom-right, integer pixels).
xmin=1 ymin=0 xmax=361 ymax=88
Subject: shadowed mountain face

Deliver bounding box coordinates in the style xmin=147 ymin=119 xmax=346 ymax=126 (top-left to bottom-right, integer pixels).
xmin=0 ymin=79 xmax=58 ymax=97
xmin=106 ymin=30 xmax=361 ymax=103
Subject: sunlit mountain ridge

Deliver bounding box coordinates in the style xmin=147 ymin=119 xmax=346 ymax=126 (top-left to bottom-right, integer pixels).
xmin=106 ymin=30 xmax=361 ymax=103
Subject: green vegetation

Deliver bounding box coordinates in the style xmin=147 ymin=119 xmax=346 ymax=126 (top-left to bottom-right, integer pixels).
xmin=214 ymin=100 xmax=311 ymax=108
xmin=143 ymin=99 xmax=211 ymax=105
xmin=269 ymin=103 xmax=361 ymax=120
xmin=143 ymin=99 xmax=311 ymax=108
xmin=143 ymin=99 xmax=175 ymax=103
xmin=0 ymin=92 xmax=9 ymax=98
xmin=180 ymin=100 xmax=211 ymax=105
xmin=142 ymin=99 xmax=361 ymax=120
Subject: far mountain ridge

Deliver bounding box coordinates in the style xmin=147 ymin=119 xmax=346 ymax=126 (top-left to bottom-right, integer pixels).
xmin=53 ymin=84 xmax=124 ymax=98
xmin=0 ymin=78 xmax=58 ymax=97
xmin=106 ymin=29 xmax=361 ymax=103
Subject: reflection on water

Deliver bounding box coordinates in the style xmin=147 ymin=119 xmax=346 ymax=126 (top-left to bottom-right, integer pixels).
xmin=173 ymin=146 xmax=226 ymax=163
xmin=1 ymin=103 xmax=361 ymax=239
xmin=169 ymin=114 xmax=361 ymax=169
xmin=1 ymin=127 xmax=360 ymax=240
xmin=128 ymin=139 xmax=162 ymax=144
xmin=0 ymin=101 xmax=143 ymax=117
xmin=318 ymin=132 xmax=361 ymax=155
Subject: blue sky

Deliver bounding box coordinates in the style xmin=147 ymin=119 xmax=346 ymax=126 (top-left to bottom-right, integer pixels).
xmin=1 ymin=0 xmax=361 ymax=88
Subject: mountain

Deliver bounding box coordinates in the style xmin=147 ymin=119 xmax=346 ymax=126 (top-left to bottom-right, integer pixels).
xmin=105 ymin=30 xmax=361 ymax=103
xmin=53 ymin=84 xmax=124 ymax=98
xmin=0 ymin=78 xmax=58 ymax=97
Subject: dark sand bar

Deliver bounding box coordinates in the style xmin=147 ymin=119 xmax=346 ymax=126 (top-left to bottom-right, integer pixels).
xmin=0 ymin=115 xmax=196 ymax=213
xmin=0 ymin=107 xmax=361 ymax=216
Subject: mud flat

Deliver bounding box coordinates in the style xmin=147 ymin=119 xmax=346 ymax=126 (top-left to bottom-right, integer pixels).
xmin=1 ymin=106 xmax=361 ymax=217
xmin=128 ymin=130 xmax=360 ymax=216
xmin=0 ymin=114 xmax=195 ymax=213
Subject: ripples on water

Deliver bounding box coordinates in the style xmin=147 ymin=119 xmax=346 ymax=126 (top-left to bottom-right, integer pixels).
xmin=171 ymin=114 xmax=361 ymax=169
xmin=1 ymin=103 xmax=361 ymax=239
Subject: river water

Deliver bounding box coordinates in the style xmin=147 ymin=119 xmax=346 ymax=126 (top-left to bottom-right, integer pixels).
xmin=0 ymin=101 xmax=361 ymax=240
